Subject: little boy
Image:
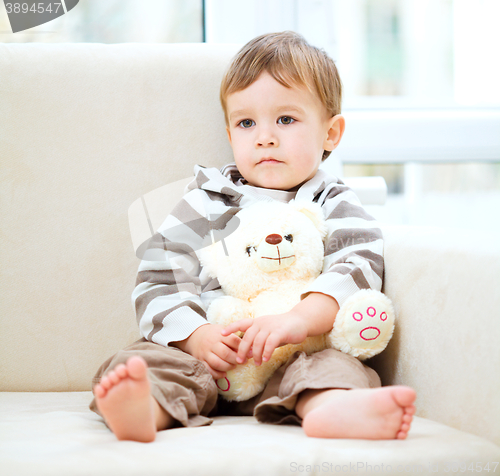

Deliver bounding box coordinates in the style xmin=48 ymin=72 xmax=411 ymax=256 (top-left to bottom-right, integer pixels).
xmin=90 ymin=31 xmax=416 ymax=442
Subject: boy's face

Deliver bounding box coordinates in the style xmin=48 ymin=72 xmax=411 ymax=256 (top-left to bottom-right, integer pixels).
xmin=225 ymin=72 xmax=344 ymax=190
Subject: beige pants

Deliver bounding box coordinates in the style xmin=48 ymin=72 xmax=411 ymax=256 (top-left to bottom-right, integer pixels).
xmin=89 ymin=338 xmax=381 ymax=428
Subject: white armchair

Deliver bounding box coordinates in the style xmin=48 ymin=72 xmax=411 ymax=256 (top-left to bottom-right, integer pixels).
xmin=1 ymin=42 xmax=499 ymax=476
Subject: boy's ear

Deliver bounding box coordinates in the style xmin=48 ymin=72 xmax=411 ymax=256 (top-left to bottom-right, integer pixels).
xmin=226 ymin=126 xmax=232 ymax=145
xmin=323 ymin=115 xmax=345 ymax=152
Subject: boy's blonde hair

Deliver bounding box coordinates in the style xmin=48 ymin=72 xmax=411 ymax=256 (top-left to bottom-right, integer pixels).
xmin=220 ymin=31 xmax=343 ymax=160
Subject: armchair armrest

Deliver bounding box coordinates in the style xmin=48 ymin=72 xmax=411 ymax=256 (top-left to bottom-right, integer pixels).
xmin=371 ymin=225 xmax=500 ymax=444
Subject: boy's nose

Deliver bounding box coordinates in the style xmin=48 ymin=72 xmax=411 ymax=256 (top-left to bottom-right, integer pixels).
xmin=256 ymin=128 xmax=278 ymax=147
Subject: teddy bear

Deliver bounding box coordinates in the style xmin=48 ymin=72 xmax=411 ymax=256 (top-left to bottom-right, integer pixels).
xmin=199 ymin=200 xmax=395 ymax=402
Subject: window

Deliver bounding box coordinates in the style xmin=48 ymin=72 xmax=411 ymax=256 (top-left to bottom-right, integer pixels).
xmin=205 ymin=0 xmax=500 ymax=108
xmin=0 ymin=0 xmax=204 ymax=43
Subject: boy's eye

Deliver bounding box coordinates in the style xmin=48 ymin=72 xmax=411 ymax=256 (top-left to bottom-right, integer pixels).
xmin=239 ymin=119 xmax=255 ymax=128
xmin=278 ymin=116 xmax=295 ymax=125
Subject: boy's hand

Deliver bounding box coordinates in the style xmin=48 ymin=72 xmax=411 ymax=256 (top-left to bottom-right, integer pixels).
xmin=221 ymin=311 xmax=308 ymax=366
xmin=220 ymin=293 xmax=340 ymax=366
xmin=182 ymin=324 xmax=241 ymax=380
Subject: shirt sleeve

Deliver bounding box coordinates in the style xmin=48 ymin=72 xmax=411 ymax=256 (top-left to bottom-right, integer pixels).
xmin=301 ymin=182 xmax=384 ymax=308
xmin=131 ymin=189 xmax=227 ymax=347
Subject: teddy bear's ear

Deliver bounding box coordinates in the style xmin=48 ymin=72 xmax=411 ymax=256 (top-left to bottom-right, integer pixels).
xmin=289 ymin=200 xmax=328 ymax=238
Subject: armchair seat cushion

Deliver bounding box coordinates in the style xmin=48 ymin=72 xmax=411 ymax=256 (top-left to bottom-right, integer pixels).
xmin=1 ymin=392 xmax=499 ymax=476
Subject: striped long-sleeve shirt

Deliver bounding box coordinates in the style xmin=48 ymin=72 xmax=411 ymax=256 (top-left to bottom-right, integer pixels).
xmin=132 ymin=163 xmax=383 ymax=348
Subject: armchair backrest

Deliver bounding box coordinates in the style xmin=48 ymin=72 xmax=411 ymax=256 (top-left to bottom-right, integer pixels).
xmin=0 ymin=43 xmax=239 ymax=391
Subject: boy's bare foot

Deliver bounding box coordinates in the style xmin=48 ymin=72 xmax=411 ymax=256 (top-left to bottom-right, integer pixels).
xmin=93 ymin=355 xmax=173 ymax=442
xmin=298 ymin=386 xmax=416 ymax=440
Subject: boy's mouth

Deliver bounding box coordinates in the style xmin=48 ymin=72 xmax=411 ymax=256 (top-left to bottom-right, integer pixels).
xmin=258 ymin=158 xmax=282 ymax=164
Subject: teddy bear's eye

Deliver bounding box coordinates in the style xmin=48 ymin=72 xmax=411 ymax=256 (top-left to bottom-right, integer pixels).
xmin=285 ymin=234 xmax=293 ymax=242
xmin=245 ymin=246 xmax=256 ymax=256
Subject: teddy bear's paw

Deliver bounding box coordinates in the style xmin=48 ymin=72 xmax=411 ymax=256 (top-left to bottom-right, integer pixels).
xmin=328 ymin=290 xmax=395 ymax=360
xmin=215 ymin=375 xmax=263 ymax=397
xmin=216 ymin=369 xmax=267 ymax=402
xmin=216 ymin=377 xmax=232 ymax=393
xmin=215 ymin=357 xmax=287 ymax=402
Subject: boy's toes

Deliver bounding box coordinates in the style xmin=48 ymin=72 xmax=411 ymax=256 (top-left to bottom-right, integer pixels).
xmin=396 ymin=429 xmax=408 ymax=440
xmin=395 ymin=392 xmax=416 ymax=440
xmin=126 ymin=356 xmax=148 ymax=380
xmin=114 ymin=363 xmax=128 ymax=378
xmin=393 ymin=386 xmax=417 ymax=407
xmin=100 ymin=375 xmax=112 ymax=390
xmin=401 ymin=422 xmax=410 ymax=432
xmin=405 ymin=405 xmax=416 ymax=416
xmin=403 ymin=413 xmax=413 ymax=424
xmin=94 ymin=384 xmax=106 ymax=398
xmin=107 ymin=370 xmax=120 ymax=385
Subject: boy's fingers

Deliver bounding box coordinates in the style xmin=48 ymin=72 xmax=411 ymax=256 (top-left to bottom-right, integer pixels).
xmin=250 ymin=331 xmax=269 ymax=366
xmin=236 ymin=329 xmax=257 ymax=363
xmin=222 ymin=333 xmax=241 ymax=352
xmin=207 ymin=353 xmax=237 ymax=373
xmin=221 ymin=319 xmax=254 ymax=336
xmin=215 ymin=342 xmax=239 ymax=365
xmin=236 ymin=342 xmax=251 ymax=363
xmin=262 ymin=334 xmax=280 ymax=362
xmin=204 ymin=363 xmax=226 ymax=380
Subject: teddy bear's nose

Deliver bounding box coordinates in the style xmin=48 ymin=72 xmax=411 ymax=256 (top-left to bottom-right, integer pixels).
xmin=265 ymin=234 xmax=282 ymax=245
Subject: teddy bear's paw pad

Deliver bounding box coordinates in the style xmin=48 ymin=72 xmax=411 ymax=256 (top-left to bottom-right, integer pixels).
xmin=216 ymin=377 xmax=231 ymax=392
xmin=352 ymin=306 xmax=389 ymax=342
xmin=342 ymin=301 xmax=394 ymax=350
xmin=352 ymin=306 xmax=387 ymax=341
